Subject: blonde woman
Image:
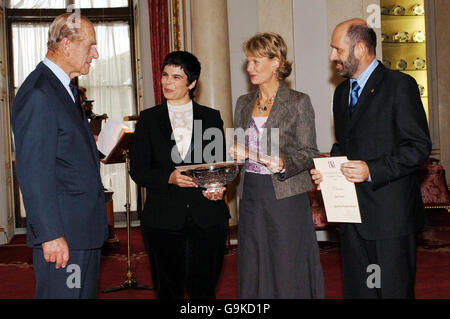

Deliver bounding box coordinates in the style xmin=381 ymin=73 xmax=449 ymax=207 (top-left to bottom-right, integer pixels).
xmin=230 ymin=33 xmax=324 ymax=298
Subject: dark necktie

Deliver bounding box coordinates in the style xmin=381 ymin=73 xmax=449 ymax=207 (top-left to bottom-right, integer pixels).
xmin=349 ymin=81 xmax=360 ymax=116
xmin=69 ymin=84 xmax=83 ymax=117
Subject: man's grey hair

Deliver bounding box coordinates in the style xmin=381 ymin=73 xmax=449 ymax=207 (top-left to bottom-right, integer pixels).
xmin=47 ymin=13 xmax=90 ymax=51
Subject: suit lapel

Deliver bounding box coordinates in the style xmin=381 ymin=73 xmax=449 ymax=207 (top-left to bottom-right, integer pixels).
xmin=84 ymin=119 xmax=100 ymax=165
xmin=260 ymin=82 xmax=289 ymax=155
xmin=39 ymin=63 xmax=79 ymax=115
xmin=159 ymin=101 xmax=173 ymax=140
xmin=159 ymin=101 xmax=180 ymax=163
xmin=264 ymin=82 xmax=289 ymax=130
xmin=39 ymin=63 xmax=98 ymax=165
xmin=160 ymin=100 xmax=205 ymax=165
xmin=349 ymin=63 xmax=385 ymax=129
xmin=334 ymin=79 xmax=351 ymax=139
xmin=186 ymin=102 xmax=202 ymax=164
xmin=340 ymin=79 xmax=350 ymax=121
xmin=240 ymin=90 xmax=258 ymax=131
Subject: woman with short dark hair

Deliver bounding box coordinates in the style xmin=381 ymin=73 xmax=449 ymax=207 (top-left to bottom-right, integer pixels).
xmin=130 ymin=51 xmax=229 ymax=299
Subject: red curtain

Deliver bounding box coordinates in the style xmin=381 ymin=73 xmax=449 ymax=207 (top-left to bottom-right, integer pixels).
xmin=148 ymin=0 xmax=170 ymax=106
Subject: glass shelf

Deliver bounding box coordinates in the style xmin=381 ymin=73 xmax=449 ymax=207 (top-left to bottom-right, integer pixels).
xmin=381 ymin=14 xmax=425 ymax=17
xmin=382 ymin=41 xmax=426 ymax=44
xmin=392 ymin=69 xmax=427 ymax=71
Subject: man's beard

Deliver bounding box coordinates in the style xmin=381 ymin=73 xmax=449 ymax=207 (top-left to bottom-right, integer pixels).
xmin=335 ymin=47 xmax=359 ymax=78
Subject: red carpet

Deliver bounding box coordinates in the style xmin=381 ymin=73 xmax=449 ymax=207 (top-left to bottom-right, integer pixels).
xmin=0 ymin=209 xmax=449 ymax=299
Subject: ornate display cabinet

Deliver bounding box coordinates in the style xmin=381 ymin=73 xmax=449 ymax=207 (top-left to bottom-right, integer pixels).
xmin=380 ymin=0 xmax=429 ymax=118
xmin=381 ymin=1 xmax=450 ymax=211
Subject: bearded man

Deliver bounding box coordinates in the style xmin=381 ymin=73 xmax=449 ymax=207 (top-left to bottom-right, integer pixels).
xmin=311 ymin=19 xmax=431 ymax=298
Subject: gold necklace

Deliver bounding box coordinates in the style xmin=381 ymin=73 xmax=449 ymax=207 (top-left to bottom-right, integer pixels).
xmin=256 ymin=92 xmax=276 ymax=113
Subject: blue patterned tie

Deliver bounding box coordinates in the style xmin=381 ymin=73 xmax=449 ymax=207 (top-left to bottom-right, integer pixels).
xmin=349 ymin=81 xmax=360 ymax=116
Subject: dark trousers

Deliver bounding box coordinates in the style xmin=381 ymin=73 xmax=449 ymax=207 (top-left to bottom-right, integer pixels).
xmin=144 ymin=217 xmax=228 ymax=299
xmin=340 ymin=224 xmax=417 ymax=299
xmin=141 ymin=225 xmax=158 ymax=289
xmin=33 ymin=248 xmax=101 ymax=299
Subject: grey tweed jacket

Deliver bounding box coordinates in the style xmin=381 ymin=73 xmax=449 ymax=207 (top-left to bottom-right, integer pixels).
xmin=234 ymin=82 xmax=319 ymax=200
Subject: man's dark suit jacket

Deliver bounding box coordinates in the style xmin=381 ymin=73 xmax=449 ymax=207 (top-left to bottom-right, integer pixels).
xmin=129 ymin=101 xmax=230 ymax=231
xmin=11 ymin=62 xmax=108 ymax=249
xmin=331 ymin=62 xmax=431 ymax=240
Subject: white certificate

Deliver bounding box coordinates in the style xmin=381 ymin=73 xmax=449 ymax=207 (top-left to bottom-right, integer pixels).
xmin=313 ymin=157 xmax=362 ymax=223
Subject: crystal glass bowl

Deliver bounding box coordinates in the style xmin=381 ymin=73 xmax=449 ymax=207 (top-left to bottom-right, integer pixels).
xmin=179 ymin=162 xmax=243 ymax=192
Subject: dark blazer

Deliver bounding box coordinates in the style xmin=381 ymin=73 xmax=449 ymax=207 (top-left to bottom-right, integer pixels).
xmin=11 ymin=62 xmax=108 ymax=249
xmin=331 ymin=62 xmax=431 ymax=240
xmin=129 ymin=101 xmax=230 ymax=231
xmin=234 ymin=82 xmax=319 ymax=200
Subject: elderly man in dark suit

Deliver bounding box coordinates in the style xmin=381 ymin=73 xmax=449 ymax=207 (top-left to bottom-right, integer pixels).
xmin=311 ymin=18 xmax=431 ymax=298
xmin=11 ymin=13 xmax=107 ymax=299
